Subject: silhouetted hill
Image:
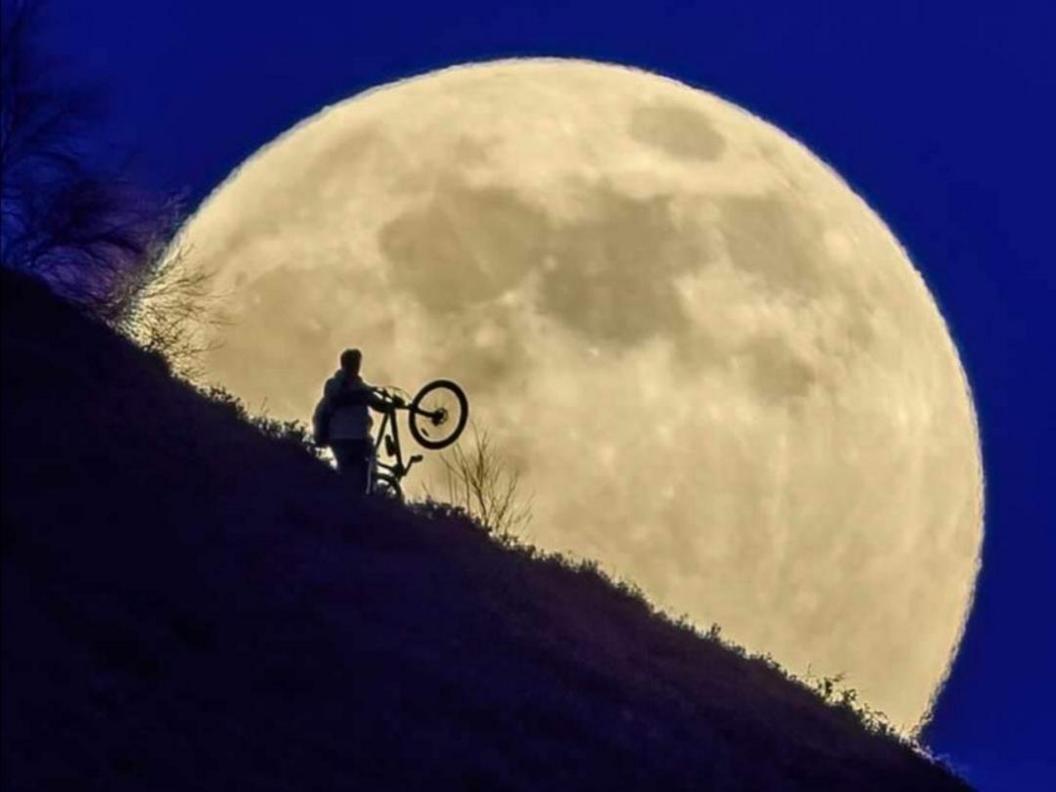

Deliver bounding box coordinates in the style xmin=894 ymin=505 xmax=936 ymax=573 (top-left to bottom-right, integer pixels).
xmin=1 ymin=270 xmax=969 ymax=790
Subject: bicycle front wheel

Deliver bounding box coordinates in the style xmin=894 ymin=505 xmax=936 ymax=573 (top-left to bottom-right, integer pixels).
xmin=409 ymin=379 xmax=468 ymax=450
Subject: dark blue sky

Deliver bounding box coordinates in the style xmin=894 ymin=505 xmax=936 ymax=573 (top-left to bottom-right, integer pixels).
xmin=44 ymin=2 xmax=1054 ymax=788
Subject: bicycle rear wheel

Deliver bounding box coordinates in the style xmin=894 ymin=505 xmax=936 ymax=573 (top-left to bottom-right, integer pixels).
xmin=409 ymin=379 xmax=468 ymax=450
xmin=372 ymin=473 xmax=404 ymax=502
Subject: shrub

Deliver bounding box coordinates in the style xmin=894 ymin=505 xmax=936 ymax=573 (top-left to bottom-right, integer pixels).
xmin=423 ymin=423 xmax=532 ymax=539
xmin=200 ymin=385 xmax=324 ymax=461
xmin=112 ymin=242 xmax=220 ymax=379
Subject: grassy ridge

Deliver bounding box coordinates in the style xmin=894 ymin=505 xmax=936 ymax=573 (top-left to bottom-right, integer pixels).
xmin=0 ymin=271 xmax=969 ymax=790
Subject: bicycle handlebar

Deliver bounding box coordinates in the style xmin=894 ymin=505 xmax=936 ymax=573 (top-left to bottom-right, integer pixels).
xmin=375 ymin=388 xmax=436 ymax=417
xmin=373 ymin=388 xmax=407 ymax=409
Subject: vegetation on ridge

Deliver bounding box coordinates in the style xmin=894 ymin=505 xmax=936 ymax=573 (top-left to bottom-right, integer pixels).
xmin=197 ymin=376 xmax=915 ymax=747
xmin=1 ymin=269 xmax=971 ymax=790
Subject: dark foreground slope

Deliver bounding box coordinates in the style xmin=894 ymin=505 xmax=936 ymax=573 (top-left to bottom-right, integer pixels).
xmin=1 ymin=272 xmax=968 ymax=791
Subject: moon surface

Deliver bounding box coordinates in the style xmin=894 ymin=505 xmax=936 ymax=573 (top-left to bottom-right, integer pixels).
xmin=166 ymin=59 xmax=983 ymax=729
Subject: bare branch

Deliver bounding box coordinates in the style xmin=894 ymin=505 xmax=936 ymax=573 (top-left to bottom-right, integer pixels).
xmin=1 ymin=0 xmax=159 ymax=315
xmin=112 ymin=241 xmax=222 ymax=379
xmin=426 ymin=423 xmax=533 ymax=538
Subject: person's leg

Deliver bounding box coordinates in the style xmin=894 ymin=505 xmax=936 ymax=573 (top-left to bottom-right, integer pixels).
xmin=332 ymin=439 xmax=372 ymax=496
xmin=354 ymin=441 xmax=375 ymax=496
xmin=360 ymin=440 xmax=376 ymax=495
xmin=331 ymin=440 xmax=353 ymax=474
xmin=349 ymin=440 xmax=372 ymax=496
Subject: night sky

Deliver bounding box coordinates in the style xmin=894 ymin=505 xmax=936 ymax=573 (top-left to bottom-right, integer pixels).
xmin=40 ymin=2 xmax=1055 ymax=788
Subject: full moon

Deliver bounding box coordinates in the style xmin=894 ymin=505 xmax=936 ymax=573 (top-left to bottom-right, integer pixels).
xmin=166 ymin=59 xmax=982 ymax=729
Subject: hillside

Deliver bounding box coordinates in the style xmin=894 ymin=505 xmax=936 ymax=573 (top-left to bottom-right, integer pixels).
xmin=0 ymin=270 xmax=969 ymax=791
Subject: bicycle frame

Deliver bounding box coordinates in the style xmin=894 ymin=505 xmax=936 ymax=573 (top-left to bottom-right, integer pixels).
xmin=371 ymin=400 xmax=423 ymax=489
xmin=366 ymin=381 xmax=466 ymax=498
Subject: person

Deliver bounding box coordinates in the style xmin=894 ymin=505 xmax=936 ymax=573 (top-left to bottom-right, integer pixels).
xmin=312 ymin=348 xmax=394 ymax=495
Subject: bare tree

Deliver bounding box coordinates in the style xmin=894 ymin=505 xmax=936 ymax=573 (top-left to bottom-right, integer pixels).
xmin=112 ymin=242 xmax=221 ymax=378
xmin=427 ymin=424 xmax=532 ymax=537
xmin=1 ymin=0 xmax=219 ymax=374
xmin=1 ymin=0 xmax=157 ymax=318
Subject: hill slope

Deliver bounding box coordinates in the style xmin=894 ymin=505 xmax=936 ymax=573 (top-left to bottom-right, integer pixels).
xmin=1 ymin=271 xmax=968 ymax=790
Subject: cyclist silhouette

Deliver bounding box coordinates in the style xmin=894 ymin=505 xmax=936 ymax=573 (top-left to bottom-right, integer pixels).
xmin=312 ymin=348 xmax=396 ymax=494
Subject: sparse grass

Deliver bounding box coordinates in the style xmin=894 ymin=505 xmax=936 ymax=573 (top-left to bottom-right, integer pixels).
xmin=202 ymin=379 xmax=907 ymax=748
xmin=199 ymin=384 xmax=325 ymax=461
xmin=411 ymin=490 xmax=907 ymax=743
xmin=2 ymin=269 xmax=971 ymax=790
xmin=134 ymin=326 xmax=946 ymax=784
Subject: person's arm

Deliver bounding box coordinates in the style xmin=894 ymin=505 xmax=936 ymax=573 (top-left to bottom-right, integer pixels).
xmin=365 ymin=385 xmax=393 ymax=412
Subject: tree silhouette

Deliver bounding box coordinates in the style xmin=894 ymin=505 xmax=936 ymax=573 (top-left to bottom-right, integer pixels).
xmin=112 ymin=242 xmax=221 ymax=377
xmin=427 ymin=424 xmax=533 ymax=537
xmin=0 ymin=0 xmax=157 ymax=319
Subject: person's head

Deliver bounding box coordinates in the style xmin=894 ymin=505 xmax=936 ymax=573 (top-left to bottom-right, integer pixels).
xmin=340 ymin=348 xmax=362 ymax=375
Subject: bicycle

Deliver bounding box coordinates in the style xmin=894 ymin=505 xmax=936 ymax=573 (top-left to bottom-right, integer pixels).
xmin=370 ymin=379 xmax=469 ymax=501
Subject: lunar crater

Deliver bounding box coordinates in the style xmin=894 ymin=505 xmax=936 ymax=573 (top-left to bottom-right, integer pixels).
xmin=378 ymin=175 xmax=548 ymax=314
xmin=719 ymin=194 xmax=828 ymax=296
xmin=629 ymin=102 xmax=726 ymax=162
xmin=538 ymin=185 xmax=702 ymax=344
xmin=381 ymin=173 xmax=710 ymax=347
